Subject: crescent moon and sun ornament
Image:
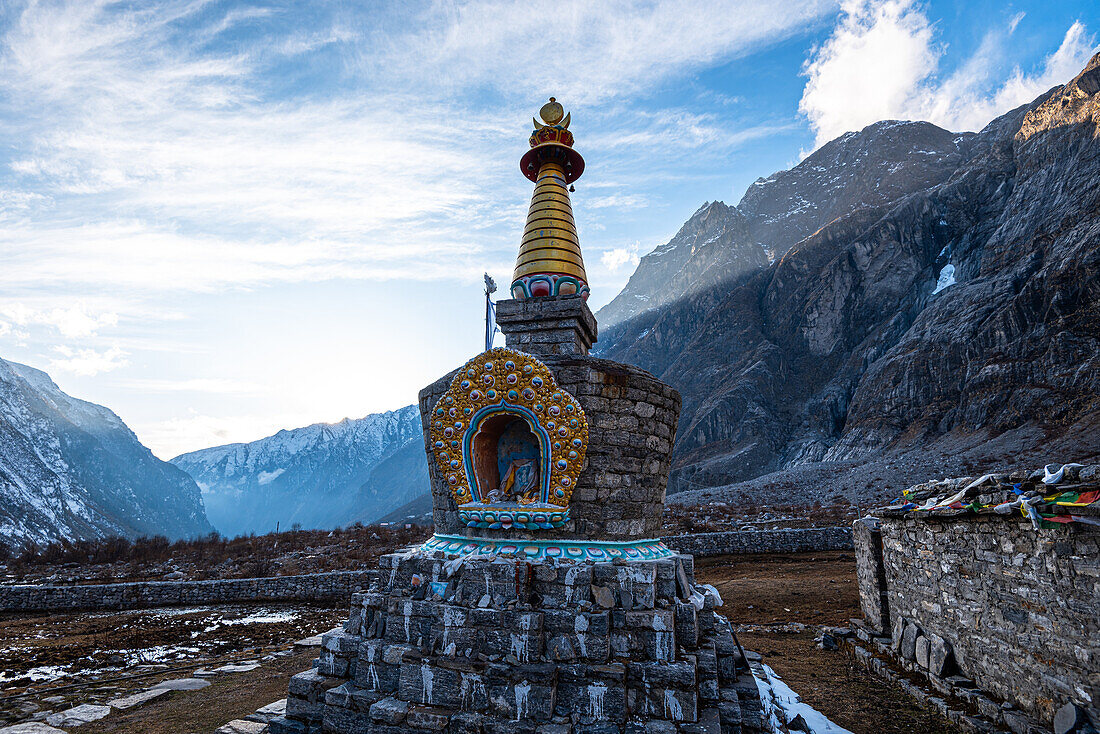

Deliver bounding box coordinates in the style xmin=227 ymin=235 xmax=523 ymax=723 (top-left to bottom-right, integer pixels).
xmin=532 ymin=96 xmax=570 ymax=130
xmin=430 ymin=348 xmax=588 ymax=531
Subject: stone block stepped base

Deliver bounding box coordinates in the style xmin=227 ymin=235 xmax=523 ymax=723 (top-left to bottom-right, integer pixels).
xmin=269 ymin=550 xmax=766 ymax=734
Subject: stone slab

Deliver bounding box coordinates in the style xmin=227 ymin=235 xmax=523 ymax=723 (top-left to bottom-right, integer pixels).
xmin=0 ymin=724 xmax=69 ymax=734
xmin=149 ymin=677 xmax=211 ymax=691
xmin=247 ymin=699 xmax=287 ymax=724
xmin=107 ymin=687 xmax=169 ymax=709
xmin=215 ymin=721 xmax=269 ymax=734
xmin=46 ymin=704 xmax=112 ymax=727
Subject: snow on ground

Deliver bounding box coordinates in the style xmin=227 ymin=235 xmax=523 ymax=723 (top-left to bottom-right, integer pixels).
xmin=0 ymin=665 xmax=73 ymax=684
xmin=755 ymin=663 xmax=854 ymax=734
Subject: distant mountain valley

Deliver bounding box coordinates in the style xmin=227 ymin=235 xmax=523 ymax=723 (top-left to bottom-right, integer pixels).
xmin=170 ymin=407 xmax=427 ymax=537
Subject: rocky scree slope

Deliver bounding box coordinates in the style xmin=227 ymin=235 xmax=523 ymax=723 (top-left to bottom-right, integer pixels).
xmin=597 ymin=54 xmax=1100 ymax=505
xmin=171 ymin=405 xmax=427 ymax=536
xmin=0 ymin=358 xmax=212 ymax=550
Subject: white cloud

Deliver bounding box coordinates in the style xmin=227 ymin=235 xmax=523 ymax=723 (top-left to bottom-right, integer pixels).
xmin=601 ymin=243 xmax=642 ymax=272
xmin=0 ymin=0 xmax=832 ymax=301
xmin=587 ymin=193 xmax=648 ymax=210
xmin=800 ymin=1 xmax=1098 ymax=146
xmin=365 ymin=1 xmax=834 ymax=104
xmin=48 ymin=345 xmax=128 ymax=376
xmin=0 ymin=303 xmax=119 ymax=338
xmin=0 ymin=0 xmax=838 ymax=454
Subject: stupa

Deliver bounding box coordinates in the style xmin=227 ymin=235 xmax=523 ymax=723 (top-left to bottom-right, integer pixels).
xmin=270 ymin=100 xmax=767 ymax=734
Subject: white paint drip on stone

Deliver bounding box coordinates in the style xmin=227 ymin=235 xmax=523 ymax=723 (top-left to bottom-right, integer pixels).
xmin=510 ymin=615 xmax=533 ymax=661
xmin=574 ymin=615 xmax=588 ymax=658
xmin=363 ymin=643 xmax=380 ymax=690
xmin=564 ymin=566 xmax=581 ymax=603
xmin=460 ymin=672 xmax=485 ymax=710
xmin=421 ymin=660 xmax=434 ymax=704
xmin=653 ymin=613 xmax=674 ymax=661
xmin=617 ymin=566 xmax=634 ymax=598
xmin=664 ymin=689 xmax=684 ymax=721
xmin=514 ymin=680 xmax=531 ymax=721
xmin=442 ymin=606 xmax=465 ymax=654
xmin=587 ymin=682 xmax=607 ymax=719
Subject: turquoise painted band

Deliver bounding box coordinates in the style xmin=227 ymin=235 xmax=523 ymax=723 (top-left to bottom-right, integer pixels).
xmin=418 ymin=533 xmax=676 ymax=562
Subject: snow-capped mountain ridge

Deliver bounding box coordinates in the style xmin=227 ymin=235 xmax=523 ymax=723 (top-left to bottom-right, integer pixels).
xmin=172 ymin=405 xmax=428 ymax=536
xmin=595 ymin=53 xmax=1100 ymax=502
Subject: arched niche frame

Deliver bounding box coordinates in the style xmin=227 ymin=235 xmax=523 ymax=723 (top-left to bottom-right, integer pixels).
xmin=429 ymin=348 xmax=588 ymax=530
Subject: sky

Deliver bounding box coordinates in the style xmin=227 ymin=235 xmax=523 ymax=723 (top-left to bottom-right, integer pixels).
xmin=0 ymin=0 xmax=1096 ymax=460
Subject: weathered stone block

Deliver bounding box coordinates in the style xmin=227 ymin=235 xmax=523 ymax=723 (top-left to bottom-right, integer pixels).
xmin=369 ymin=697 xmax=408 ymax=724
xmin=646 ymin=688 xmax=698 ymax=724
xmin=556 ymin=681 xmax=625 ymax=723
xmin=915 ymin=635 xmax=930 ymax=670
xmin=901 ymin=622 xmax=920 ymax=661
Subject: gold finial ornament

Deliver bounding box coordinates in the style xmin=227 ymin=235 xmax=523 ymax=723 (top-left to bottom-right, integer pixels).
xmin=512 ymin=98 xmax=589 ymax=301
xmin=539 ymin=97 xmax=564 ymax=125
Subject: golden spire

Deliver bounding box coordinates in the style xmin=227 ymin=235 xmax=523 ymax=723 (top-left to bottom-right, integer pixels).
xmin=510 ymin=98 xmax=589 ymax=301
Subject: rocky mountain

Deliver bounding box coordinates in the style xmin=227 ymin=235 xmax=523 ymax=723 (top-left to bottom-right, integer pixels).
xmin=596 ymin=53 xmax=1100 ymax=506
xmin=171 ymin=406 xmax=427 ymax=537
xmin=0 ymin=358 xmax=212 ymax=550
xmin=597 ymin=120 xmax=967 ymax=328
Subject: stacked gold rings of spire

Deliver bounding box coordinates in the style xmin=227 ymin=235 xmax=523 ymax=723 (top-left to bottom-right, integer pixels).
xmin=511 ymin=98 xmax=589 ymax=301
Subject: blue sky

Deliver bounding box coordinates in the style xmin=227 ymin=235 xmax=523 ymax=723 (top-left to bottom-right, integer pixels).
xmin=0 ymin=0 xmax=1096 ymax=458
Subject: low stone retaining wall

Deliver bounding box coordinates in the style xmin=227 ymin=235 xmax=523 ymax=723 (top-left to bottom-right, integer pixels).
xmin=0 ymin=570 xmax=379 ymax=613
xmin=855 ymin=514 xmax=1099 ymax=731
xmin=1 ymin=529 xmax=850 ymax=613
xmin=662 ymin=527 xmax=852 ymax=556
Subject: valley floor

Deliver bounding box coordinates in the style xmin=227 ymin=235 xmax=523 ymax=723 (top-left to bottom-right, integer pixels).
xmin=696 ymin=552 xmax=961 ymax=734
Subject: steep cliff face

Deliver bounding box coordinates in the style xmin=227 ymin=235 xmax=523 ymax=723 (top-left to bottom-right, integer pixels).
xmin=0 ymin=358 xmax=212 ymax=549
xmin=172 ymin=406 xmax=426 ymax=536
xmin=598 ymin=54 xmax=1100 ymax=504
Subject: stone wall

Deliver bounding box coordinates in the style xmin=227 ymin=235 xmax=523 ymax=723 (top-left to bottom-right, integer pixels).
xmin=855 ymin=513 xmax=1099 ymax=729
xmin=0 ymin=570 xmax=378 ymax=613
xmin=662 ymin=527 xmax=852 ymax=557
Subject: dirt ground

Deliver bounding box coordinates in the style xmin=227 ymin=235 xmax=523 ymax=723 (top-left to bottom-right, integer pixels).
xmin=697 ymin=551 xmax=961 ymax=734
xmin=0 ymin=604 xmax=346 ymax=688
xmin=695 ymin=551 xmax=861 ymax=627
xmin=0 ymin=604 xmax=347 ymax=728
xmin=76 ymin=650 xmax=316 ymax=734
